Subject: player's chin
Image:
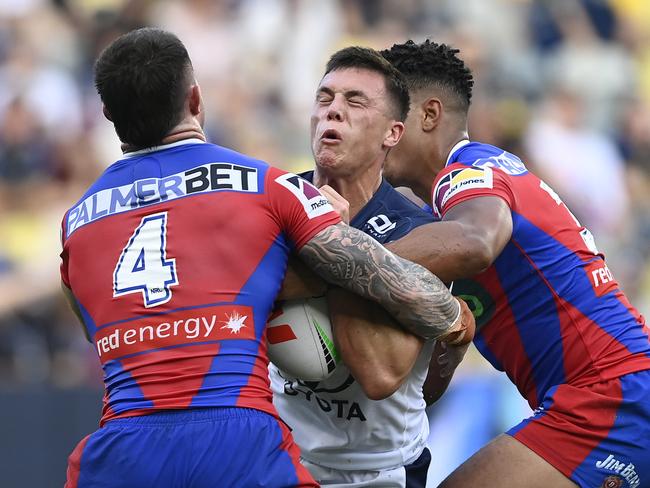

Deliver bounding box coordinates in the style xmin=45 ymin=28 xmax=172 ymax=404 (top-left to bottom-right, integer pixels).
xmin=315 ymin=150 xmax=343 ymax=170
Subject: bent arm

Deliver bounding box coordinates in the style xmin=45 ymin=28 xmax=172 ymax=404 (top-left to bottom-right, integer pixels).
xmin=277 ymin=256 xmax=327 ymax=300
xmin=61 ymin=282 xmax=90 ymax=342
xmin=385 ymin=196 xmax=513 ymax=283
xmin=298 ymin=222 xmax=460 ymax=341
xmin=327 ymin=288 xmax=423 ymax=400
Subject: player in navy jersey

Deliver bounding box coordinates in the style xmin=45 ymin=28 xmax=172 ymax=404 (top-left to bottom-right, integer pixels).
xmin=270 ymin=47 xmax=472 ymax=488
xmin=378 ymin=40 xmax=650 ymax=488
xmin=60 ymin=29 xmax=473 ymax=488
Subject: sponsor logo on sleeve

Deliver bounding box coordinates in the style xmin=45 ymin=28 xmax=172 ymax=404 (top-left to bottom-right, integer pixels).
xmin=275 ymin=173 xmax=334 ymax=219
xmin=433 ymin=166 xmax=493 ymax=214
xmin=471 ymin=151 xmax=528 ymax=175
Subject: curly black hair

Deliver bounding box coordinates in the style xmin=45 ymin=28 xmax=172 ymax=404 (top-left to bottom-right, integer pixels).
xmin=381 ymin=40 xmax=474 ymax=110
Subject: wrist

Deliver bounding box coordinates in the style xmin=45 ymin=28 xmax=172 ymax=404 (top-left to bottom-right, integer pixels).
xmin=438 ymin=298 xmax=474 ymax=345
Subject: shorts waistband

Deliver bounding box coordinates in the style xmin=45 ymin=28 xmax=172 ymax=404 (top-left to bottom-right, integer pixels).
xmin=105 ymin=407 xmax=272 ymax=426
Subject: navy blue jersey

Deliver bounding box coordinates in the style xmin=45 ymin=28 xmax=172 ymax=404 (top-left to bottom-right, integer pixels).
xmin=301 ymin=172 xmax=435 ymax=240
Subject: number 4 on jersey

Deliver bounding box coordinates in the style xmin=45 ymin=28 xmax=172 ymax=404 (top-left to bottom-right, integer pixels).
xmin=113 ymin=212 xmax=178 ymax=307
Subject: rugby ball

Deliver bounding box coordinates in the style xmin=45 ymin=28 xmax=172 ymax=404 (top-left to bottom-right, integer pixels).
xmin=267 ymin=296 xmax=339 ymax=381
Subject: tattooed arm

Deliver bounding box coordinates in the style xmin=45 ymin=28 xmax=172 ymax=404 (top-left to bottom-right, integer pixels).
xmin=298 ymin=222 xmax=465 ymax=341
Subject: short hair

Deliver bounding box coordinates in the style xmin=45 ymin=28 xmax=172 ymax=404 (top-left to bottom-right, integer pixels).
xmin=324 ymin=46 xmax=410 ymax=121
xmin=94 ymin=28 xmax=193 ymax=149
xmin=381 ymin=40 xmax=474 ymax=112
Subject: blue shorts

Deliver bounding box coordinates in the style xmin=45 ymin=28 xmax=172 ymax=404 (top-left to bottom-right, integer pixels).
xmin=65 ymin=407 xmax=317 ymax=488
xmin=508 ymin=370 xmax=650 ymax=488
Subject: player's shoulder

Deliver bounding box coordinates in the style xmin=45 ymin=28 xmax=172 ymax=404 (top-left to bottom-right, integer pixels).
xmin=431 ymin=141 xmax=530 ymax=217
xmin=354 ymin=180 xmax=435 ymax=243
xmin=375 ymin=180 xmax=433 ymax=217
xmin=447 ymin=141 xmax=528 ymax=177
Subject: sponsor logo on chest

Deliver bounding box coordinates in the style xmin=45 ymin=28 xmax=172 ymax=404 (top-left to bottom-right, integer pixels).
xmin=283 ymin=376 xmax=366 ymax=421
xmin=67 ymin=162 xmax=259 ymax=236
xmin=363 ymin=214 xmax=396 ymax=239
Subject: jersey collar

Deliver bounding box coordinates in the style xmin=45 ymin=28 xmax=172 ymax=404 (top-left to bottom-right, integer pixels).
xmin=445 ymin=139 xmax=471 ymax=167
xmin=120 ymin=138 xmax=206 ymax=160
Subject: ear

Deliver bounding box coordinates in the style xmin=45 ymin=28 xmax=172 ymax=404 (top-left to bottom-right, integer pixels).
xmin=102 ymin=105 xmax=112 ymax=122
xmin=189 ymin=84 xmax=202 ymax=116
xmin=383 ymin=121 xmax=405 ymax=148
xmin=421 ymin=97 xmax=442 ymax=132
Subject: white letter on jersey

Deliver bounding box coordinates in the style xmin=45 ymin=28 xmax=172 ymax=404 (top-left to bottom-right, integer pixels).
xmin=113 ymin=212 xmax=179 ymax=307
xmin=539 ymin=180 xmax=599 ymax=254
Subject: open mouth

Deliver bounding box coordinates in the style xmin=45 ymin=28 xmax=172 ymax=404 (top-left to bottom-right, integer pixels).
xmin=320 ymin=128 xmax=342 ymax=143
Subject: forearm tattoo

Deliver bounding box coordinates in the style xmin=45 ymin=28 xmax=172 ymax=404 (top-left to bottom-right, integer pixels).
xmin=299 ymin=222 xmax=459 ymax=340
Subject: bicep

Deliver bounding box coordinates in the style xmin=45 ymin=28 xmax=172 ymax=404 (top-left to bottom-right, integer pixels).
xmin=443 ymin=196 xmax=512 ymax=261
xmin=386 ymin=196 xmax=513 ymax=282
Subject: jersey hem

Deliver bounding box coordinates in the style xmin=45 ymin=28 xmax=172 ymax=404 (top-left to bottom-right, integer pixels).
xmin=300 ymin=435 xmax=428 ymax=471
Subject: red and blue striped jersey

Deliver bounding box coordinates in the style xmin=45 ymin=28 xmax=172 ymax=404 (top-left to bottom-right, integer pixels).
xmin=432 ymin=140 xmax=650 ymax=410
xmin=60 ymin=139 xmax=340 ymax=425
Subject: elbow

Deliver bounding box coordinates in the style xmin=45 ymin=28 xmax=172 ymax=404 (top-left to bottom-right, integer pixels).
xmin=358 ymin=373 xmax=404 ymax=401
xmin=460 ymin=235 xmax=496 ymax=276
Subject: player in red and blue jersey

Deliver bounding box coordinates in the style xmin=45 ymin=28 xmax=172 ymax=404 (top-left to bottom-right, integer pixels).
xmin=381 ymin=40 xmax=650 ymax=488
xmin=60 ymin=29 xmax=469 ymax=488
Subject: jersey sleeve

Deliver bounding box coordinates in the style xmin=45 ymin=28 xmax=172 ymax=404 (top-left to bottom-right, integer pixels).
xmin=431 ymin=163 xmax=515 ymax=218
xmin=266 ymin=167 xmax=341 ymax=250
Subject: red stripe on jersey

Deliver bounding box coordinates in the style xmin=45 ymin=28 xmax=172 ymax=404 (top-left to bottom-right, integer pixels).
xmin=474 ymin=269 xmax=538 ymax=406
xmin=118 ymin=343 xmax=220 ymax=410
xmin=558 ymin=298 xmax=650 ymax=385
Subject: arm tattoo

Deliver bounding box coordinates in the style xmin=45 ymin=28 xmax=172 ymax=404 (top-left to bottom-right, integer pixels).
xmin=299 ymin=222 xmax=459 ymax=340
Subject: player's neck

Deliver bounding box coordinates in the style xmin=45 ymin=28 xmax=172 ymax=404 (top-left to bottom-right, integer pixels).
xmin=439 ymin=132 xmax=470 ymax=166
xmin=314 ymin=166 xmax=382 ymax=220
xmin=121 ymin=122 xmax=206 ymax=153
xmin=413 ymin=131 xmax=469 ymax=204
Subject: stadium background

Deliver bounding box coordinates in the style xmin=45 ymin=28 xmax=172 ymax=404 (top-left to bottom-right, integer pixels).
xmin=1 ymin=0 xmax=649 ymax=486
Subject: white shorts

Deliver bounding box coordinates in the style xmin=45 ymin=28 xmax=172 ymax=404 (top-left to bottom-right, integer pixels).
xmin=300 ymin=448 xmax=431 ymax=488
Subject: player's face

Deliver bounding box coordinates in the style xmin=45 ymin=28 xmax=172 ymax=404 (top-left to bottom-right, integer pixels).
xmin=311 ymin=68 xmax=398 ymax=177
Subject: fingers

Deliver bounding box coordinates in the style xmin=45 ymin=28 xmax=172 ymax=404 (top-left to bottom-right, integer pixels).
xmin=437 ymin=341 xmax=470 ymax=377
xmin=320 ymin=185 xmax=350 ymax=224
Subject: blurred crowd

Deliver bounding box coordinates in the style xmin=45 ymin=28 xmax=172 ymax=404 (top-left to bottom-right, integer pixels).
xmin=1 ymin=0 xmax=649 ymax=393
